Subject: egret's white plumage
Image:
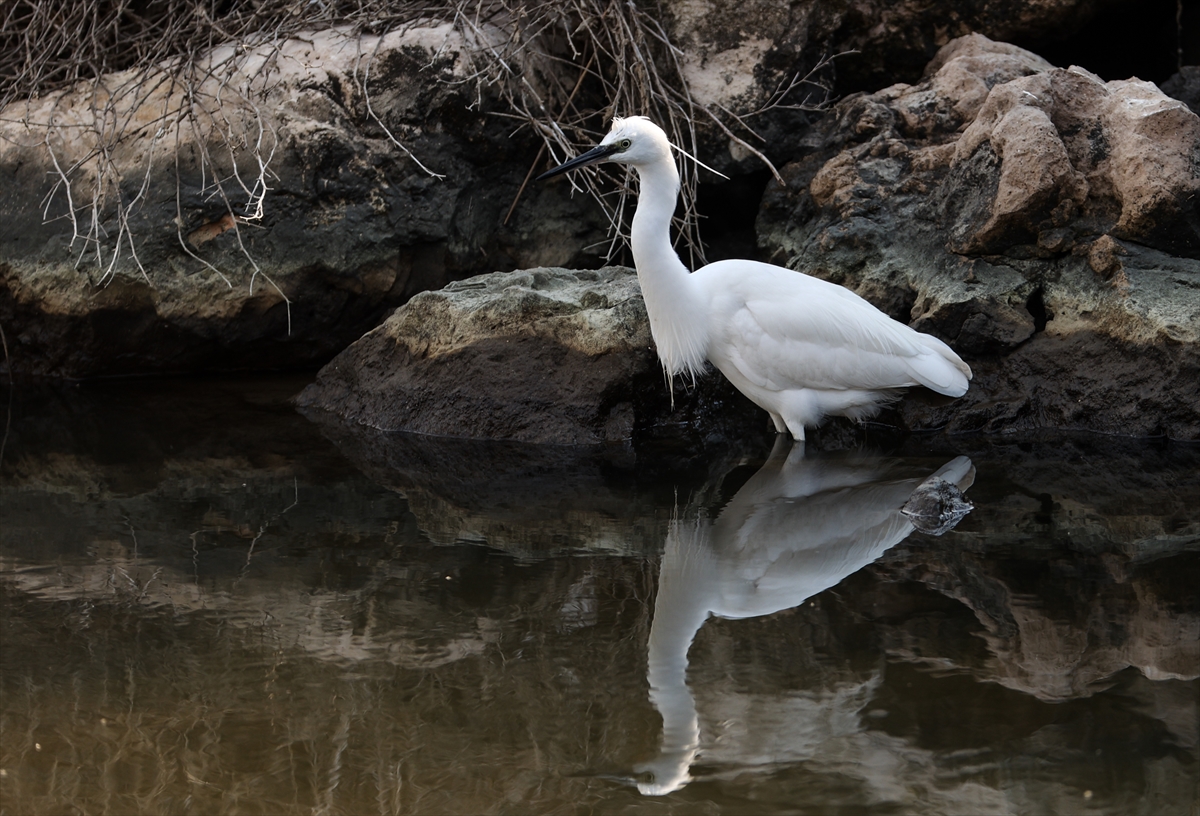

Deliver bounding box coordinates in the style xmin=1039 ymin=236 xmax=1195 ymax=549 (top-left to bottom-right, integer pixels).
xmin=539 ymin=116 xmax=972 ymax=440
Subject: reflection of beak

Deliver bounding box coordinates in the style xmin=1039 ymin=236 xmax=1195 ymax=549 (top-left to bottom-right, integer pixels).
xmin=536 ymin=142 xmax=621 ymax=180
xmin=634 ymin=752 xmax=695 ymax=796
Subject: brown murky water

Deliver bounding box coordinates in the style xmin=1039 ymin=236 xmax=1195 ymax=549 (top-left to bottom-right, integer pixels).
xmin=1 ymin=378 xmax=1197 ymax=815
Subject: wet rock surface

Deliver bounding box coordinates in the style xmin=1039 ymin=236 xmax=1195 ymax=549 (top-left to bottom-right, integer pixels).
xmin=757 ymin=34 xmax=1200 ymax=440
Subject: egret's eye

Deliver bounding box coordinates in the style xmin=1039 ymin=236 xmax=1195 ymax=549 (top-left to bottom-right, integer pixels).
xmin=618 ymin=138 xmax=632 ymax=150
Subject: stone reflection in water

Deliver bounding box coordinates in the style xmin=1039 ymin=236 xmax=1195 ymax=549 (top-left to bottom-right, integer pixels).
xmin=637 ymin=440 xmax=975 ymax=794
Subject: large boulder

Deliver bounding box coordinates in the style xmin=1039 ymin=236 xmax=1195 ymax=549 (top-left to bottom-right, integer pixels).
xmin=758 ymin=34 xmax=1200 ymax=439
xmin=295 ymin=266 xmax=763 ymax=445
xmin=0 ymin=25 xmax=607 ymax=378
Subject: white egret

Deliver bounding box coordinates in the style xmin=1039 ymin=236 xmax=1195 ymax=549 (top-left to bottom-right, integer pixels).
xmin=538 ymin=117 xmax=972 ymax=440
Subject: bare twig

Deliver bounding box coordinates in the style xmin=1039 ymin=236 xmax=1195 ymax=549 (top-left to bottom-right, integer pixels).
xmin=466 ymin=0 xmax=837 ymax=265
xmin=1 ymin=0 xmax=839 ymax=305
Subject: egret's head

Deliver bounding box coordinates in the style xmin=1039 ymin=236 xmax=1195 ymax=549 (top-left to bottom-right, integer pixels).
xmin=537 ymin=116 xmax=672 ymax=180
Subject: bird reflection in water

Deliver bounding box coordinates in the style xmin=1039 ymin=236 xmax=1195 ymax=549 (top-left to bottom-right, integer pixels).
xmin=633 ymin=439 xmax=975 ymax=795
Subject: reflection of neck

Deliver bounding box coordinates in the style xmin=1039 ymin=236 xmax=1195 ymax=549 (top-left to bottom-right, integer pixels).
xmin=639 ymin=519 xmax=713 ymax=796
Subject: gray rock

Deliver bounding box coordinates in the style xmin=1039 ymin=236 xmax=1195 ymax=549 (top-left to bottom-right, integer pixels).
xmin=295 ymin=265 xmax=763 ymax=445
xmin=1160 ymin=65 xmax=1200 ymax=117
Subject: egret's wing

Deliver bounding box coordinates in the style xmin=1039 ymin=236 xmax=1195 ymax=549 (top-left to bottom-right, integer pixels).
xmin=700 ymin=261 xmax=968 ymax=395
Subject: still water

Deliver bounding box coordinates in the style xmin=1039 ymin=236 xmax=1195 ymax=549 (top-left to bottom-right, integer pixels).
xmin=1 ymin=377 xmax=1197 ymax=815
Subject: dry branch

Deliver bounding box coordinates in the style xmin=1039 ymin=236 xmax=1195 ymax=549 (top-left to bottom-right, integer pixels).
xmin=1 ymin=0 xmax=837 ymax=305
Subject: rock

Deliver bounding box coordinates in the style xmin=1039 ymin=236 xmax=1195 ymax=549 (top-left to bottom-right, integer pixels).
xmin=815 ymin=0 xmax=1123 ymax=93
xmin=0 ymin=25 xmax=608 ymax=378
xmin=0 ymin=2 xmax=1174 ymax=382
xmin=664 ymin=1 xmax=1118 ymax=130
xmin=758 ymin=33 xmax=1200 ymax=440
xmin=947 ymin=64 xmax=1200 ymax=256
xmin=1160 ymin=65 xmax=1200 ymax=117
xmin=295 ymin=266 xmax=763 ymax=445
xmin=638 ymin=2 xmax=1121 ymax=178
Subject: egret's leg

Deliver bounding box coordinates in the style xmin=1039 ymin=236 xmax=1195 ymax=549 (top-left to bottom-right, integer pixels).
xmin=768 ymin=412 xmax=787 ymax=434
xmin=779 ymin=391 xmax=814 ymax=442
xmin=784 ymin=420 xmax=806 ymax=442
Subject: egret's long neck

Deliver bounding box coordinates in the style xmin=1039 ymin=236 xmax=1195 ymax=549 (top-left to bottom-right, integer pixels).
xmin=630 ymin=157 xmax=708 ymax=378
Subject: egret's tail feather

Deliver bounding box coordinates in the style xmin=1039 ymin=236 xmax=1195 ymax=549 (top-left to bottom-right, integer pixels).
xmin=907 ymin=344 xmax=972 ymax=397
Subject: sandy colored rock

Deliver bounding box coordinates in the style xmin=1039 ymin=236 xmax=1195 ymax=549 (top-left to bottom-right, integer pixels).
xmin=758 ymin=33 xmax=1200 ymax=440
xmin=947 ymin=64 xmax=1200 ymax=256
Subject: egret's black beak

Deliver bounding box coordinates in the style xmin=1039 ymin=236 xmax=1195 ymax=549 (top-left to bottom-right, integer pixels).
xmin=536 ymin=142 xmax=621 ymax=180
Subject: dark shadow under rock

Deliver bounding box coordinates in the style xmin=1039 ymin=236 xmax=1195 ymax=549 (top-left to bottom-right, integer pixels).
xmin=300 ymin=405 xmax=778 ymax=557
